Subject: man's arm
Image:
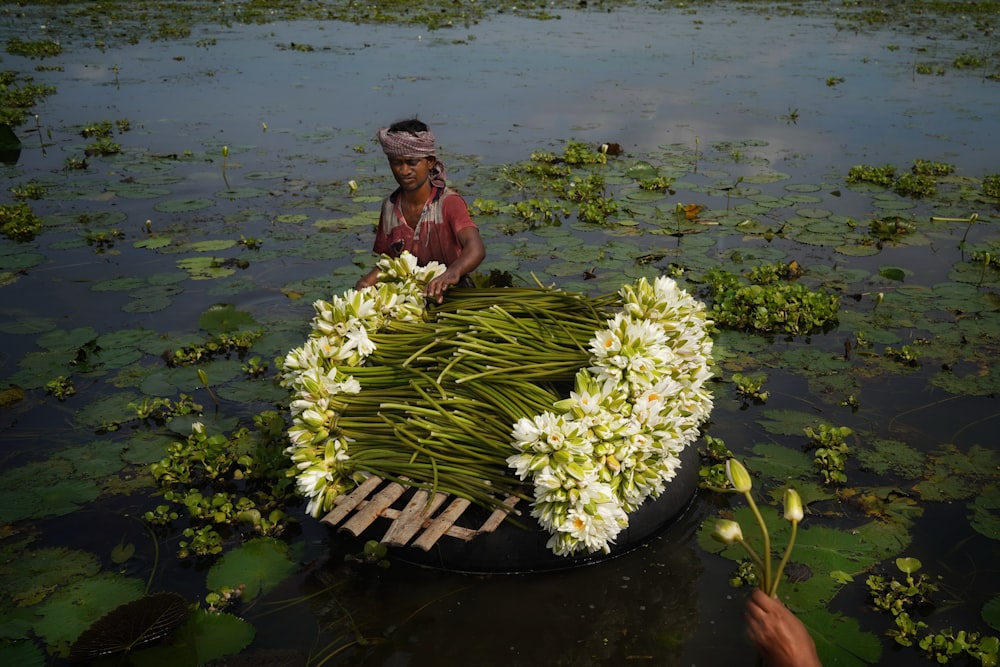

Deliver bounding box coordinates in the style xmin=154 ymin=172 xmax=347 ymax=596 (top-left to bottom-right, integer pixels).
xmin=425 ymin=226 xmax=485 ymax=302
xmin=355 ymin=266 xmax=381 ymax=290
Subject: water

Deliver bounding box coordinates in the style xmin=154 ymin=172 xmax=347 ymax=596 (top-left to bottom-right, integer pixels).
xmin=1 ymin=2 xmax=999 ymax=666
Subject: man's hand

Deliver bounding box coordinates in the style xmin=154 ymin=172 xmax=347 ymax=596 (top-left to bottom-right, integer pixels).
xmin=355 ymin=268 xmax=380 ymax=291
xmin=745 ymin=589 xmax=822 ymax=667
xmin=425 ymin=268 xmax=461 ymax=303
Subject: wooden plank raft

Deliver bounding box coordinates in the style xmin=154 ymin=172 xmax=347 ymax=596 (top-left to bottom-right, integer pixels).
xmin=320 ymin=475 xmax=521 ymax=551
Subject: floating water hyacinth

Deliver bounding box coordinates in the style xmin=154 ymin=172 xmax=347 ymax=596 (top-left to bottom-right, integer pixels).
xmin=280 ymin=252 xmax=715 ymax=556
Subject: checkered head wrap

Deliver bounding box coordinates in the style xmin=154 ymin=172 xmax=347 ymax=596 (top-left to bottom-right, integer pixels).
xmin=376 ymin=127 xmax=447 ymax=188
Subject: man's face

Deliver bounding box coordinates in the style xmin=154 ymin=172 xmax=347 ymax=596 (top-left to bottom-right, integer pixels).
xmin=388 ymin=156 xmax=435 ymax=191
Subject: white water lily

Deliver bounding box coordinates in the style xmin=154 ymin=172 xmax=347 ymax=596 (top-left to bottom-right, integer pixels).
xmin=280 ymin=252 xmax=440 ymax=517
xmin=508 ymin=274 xmax=714 ymax=556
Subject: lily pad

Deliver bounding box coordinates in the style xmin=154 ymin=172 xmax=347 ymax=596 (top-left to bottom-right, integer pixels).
xmin=129 ymin=609 xmax=255 ymax=667
xmin=187 ymin=239 xmax=237 ymax=252
xmin=134 ymin=236 xmax=173 ymax=249
xmin=69 ymin=592 xmax=189 ymax=662
xmin=878 ymin=266 xmax=907 ymax=282
xmin=801 ymin=608 xmax=882 ymax=667
xmin=176 ymin=256 xmax=236 ymax=280
xmin=746 ymin=442 xmax=815 ymax=483
xmin=57 ymin=441 xmax=127 ymax=478
xmin=969 ymin=485 xmax=1000 ymax=540
xmin=205 ymin=538 xmax=297 ymax=601
xmin=0 ymin=640 xmax=44 ymax=667
xmin=75 ymin=391 xmax=144 ymax=428
xmin=198 ymin=304 xmax=257 ymax=333
xmin=756 ymin=409 xmax=824 ymax=437
xmin=856 ymin=439 xmax=926 ymax=478
xmin=154 ymin=198 xmax=215 ymax=213
xmin=33 ymin=574 xmax=145 ymax=647
xmin=985 ymin=596 xmax=1000 ymax=632
xmin=0 ymin=547 xmax=100 ymax=602
xmin=121 ymin=431 xmax=179 ymax=465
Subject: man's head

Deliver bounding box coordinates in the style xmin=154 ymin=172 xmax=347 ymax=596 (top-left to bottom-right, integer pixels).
xmin=376 ymin=118 xmax=436 ymax=160
xmin=375 ymin=119 xmax=446 ymax=189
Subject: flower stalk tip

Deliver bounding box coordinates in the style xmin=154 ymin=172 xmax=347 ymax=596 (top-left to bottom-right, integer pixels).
xmin=725 ymin=458 xmax=752 ymax=493
xmin=712 ymin=519 xmax=743 ymax=545
xmin=783 ymin=488 xmax=803 ymax=523
xmin=770 ymin=487 xmax=803 ymax=597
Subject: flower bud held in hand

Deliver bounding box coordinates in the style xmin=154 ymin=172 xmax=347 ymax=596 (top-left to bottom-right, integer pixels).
xmin=783 ymin=488 xmax=803 ymax=523
xmin=712 ymin=519 xmax=744 ymax=545
xmin=726 ymin=458 xmax=753 ymax=493
xmin=771 ymin=487 xmax=803 ymax=596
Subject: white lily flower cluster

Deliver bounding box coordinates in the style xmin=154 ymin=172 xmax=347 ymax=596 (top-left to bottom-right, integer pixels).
xmin=506 ymin=276 xmax=714 ymax=557
xmin=279 ymin=252 xmax=445 ymax=517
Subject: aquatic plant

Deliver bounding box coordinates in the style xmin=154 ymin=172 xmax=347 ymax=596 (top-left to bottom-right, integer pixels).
xmin=0 ymin=75 xmax=56 ymax=126
xmin=10 ymin=180 xmax=46 ymax=200
xmin=732 ymin=372 xmax=768 ymax=404
xmin=165 ymin=330 xmax=261 ymax=366
xmin=45 ymin=375 xmax=75 ymax=400
xmin=147 ymin=414 xmax=296 ymax=559
xmin=848 ymin=163 xmax=897 ymax=187
xmin=697 ymin=434 xmax=735 ymax=489
xmin=5 ymin=37 xmax=61 ymax=58
xmin=702 ymin=265 xmax=840 ymax=335
xmin=0 ymin=201 xmax=42 ymax=241
xmin=868 ymin=558 xmax=1000 ymax=665
xmin=806 ymin=422 xmax=852 ymax=485
xmin=893 ymin=172 xmax=936 ymax=198
xmin=983 ymin=175 xmax=1000 ymax=198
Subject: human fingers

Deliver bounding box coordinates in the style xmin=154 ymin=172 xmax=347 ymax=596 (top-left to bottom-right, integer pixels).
xmin=425 ymin=277 xmax=450 ymax=303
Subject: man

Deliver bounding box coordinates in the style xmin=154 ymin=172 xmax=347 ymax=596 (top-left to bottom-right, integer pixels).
xmin=355 ymin=119 xmax=485 ymax=302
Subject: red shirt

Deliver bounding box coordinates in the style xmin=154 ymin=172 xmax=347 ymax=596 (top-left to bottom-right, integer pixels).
xmin=373 ymin=186 xmax=477 ymax=267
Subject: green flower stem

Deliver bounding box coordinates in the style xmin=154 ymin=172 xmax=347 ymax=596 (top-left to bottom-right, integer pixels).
xmin=400 ymin=336 xmax=447 ymax=367
xmin=737 ymin=538 xmax=767 ymax=578
xmin=742 ymin=490 xmax=773 ymax=592
xmin=456 ymin=360 xmax=586 ymax=383
xmin=770 ymin=519 xmax=798 ymax=597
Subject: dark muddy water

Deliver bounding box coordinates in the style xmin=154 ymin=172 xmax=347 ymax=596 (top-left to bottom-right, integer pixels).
xmin=2 ymin=3 xmax=999 ymax=666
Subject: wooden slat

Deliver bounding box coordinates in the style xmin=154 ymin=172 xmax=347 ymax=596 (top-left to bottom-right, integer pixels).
xmin=320 ymin=478 xmax=522 ymax=550
xmin=478 ymin=495 xmax=521 ymax=533
xmin=319 ymin=475 xmax=383 ymax=527
xmin=442 ymin=525 xmax=477 ymax=540
xmin=339 ymin=480 xmax=407 ymax=536
xmin=410 ymin=497 xmax=471 ymax=551
xmin=381 ymin=489 xmax=449 ymax=547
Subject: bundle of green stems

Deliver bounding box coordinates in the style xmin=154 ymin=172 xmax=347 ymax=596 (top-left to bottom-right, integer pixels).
xmin=332 ymin=287 xmax=619 ymax=511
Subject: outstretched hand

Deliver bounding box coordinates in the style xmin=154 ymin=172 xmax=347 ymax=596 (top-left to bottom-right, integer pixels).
xmin=745 ymin=589 xmax=822 ymax=667
xmin=425 ymin=268 xmax=462 ymax=303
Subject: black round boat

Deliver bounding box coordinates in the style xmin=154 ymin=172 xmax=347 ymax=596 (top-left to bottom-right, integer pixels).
xmin=336 ymin=443 xmax=700 ymax=574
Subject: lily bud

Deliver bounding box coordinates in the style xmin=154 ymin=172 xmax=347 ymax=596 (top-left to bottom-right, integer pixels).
xmin=725 ymin=458 xmax=753 ymax=493
xmin=783 ymin=488 xmax=804 ymax=523
xmin=712 ymin=519 xmax=744 ymax=545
